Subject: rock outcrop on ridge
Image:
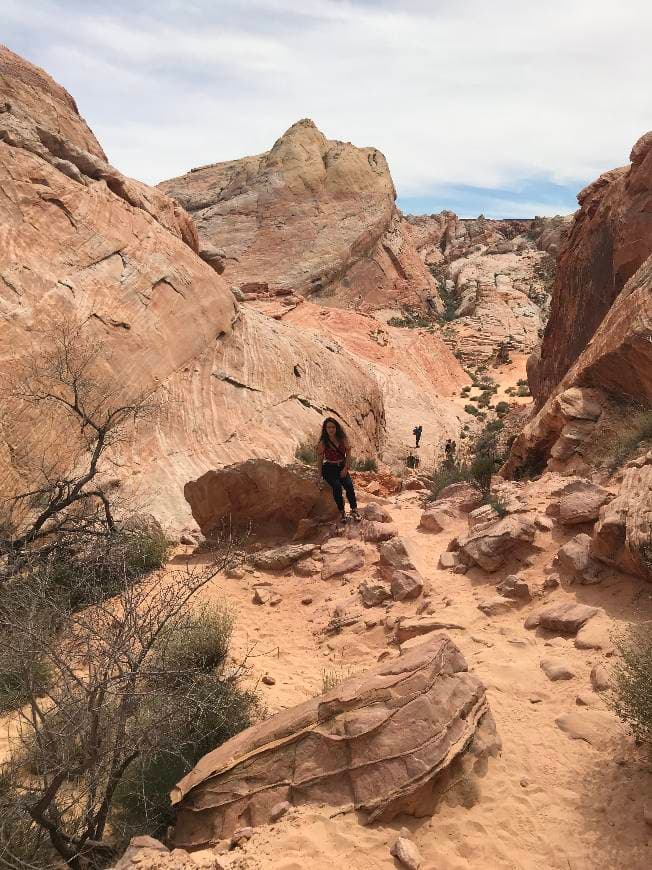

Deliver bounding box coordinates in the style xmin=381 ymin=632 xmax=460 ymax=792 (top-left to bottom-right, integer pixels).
xmin=159 ymin=119 xmax=438 ymax=311
xmin=529 ymin=131 xmax=652 ymax=405
xmin=171 ymin=635 xmax=499 ymax=848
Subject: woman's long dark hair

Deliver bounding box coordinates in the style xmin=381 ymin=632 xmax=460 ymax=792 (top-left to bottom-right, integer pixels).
xmin=319 ymin=417 xmax=346 ymax=447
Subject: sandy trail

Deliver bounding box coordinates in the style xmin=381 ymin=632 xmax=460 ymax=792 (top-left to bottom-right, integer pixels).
xmin=192 ymin=483 xmax=652 ymax=870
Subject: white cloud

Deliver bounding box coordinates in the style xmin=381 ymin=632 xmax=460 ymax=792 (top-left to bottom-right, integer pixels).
xmin=3 ymin=0 xmax=651 ymax=213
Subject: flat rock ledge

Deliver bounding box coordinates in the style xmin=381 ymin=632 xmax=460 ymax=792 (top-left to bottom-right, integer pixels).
xmin=171 ymin=636 xmax=499 ymax=849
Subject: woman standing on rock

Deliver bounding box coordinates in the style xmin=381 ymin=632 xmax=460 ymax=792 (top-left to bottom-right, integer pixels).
xmin=316 ymin=417 xmax=361 ymax=523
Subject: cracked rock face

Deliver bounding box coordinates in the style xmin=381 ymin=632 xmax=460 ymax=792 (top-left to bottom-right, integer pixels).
xmin=171 ymin=635 xmax=499 ymax=848
xmin=532 ymin=130 xmax=652 ymax=404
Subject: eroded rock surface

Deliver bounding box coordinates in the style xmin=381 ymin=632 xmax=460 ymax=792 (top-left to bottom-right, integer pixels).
xmin=532 ymin=131 xmax=652 ymax=404
xmin=160 ymin=119 xmax=437 ymax=311
xmin=171 ymin=636 xmax=498 ymax=848
xmin=185 ymin=461 xmax=339 ymax=537
xmin=591 ymin=465 xmax=652 ymax=580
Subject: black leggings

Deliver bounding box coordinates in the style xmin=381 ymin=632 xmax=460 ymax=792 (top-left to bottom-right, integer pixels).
xmin=322 ymin=462 xmax=357 ymax=512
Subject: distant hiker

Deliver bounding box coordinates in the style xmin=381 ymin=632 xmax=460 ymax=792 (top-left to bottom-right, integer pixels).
xmin=406 ymin=452 xmax=420 ymax=469
xmin=444 ymin=438 xmax=456 ymax=465
xmin=316 ymin=417 xmax=361 ymax=523
xmin=413 ymin=425 xmax=423 ymax=447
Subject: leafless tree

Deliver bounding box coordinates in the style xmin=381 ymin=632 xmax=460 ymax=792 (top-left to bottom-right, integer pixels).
xmin=0 ymin=538 xmax=255 ymax=870
xmin=0 ymin=318 xmax=158 ymax=558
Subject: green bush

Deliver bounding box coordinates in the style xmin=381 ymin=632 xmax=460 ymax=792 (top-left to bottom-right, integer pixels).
xmin=590 ymin=407 xmax=652 ymax=471
xmin=352 ymin=457 xmax=378 ymax=472
xmin=610 ymin=625 xmax=652 ymax=746
xmin=41 ymin=523 xmax=170 ymax=611
xmin=428 ymin=460 xmax=474 ymax=497
xmin=517 ymin=379 xmax=528 ymax=386
xmin=295 ymin=441 xmax=317 ymax=466
xmin=516 ymin=385 xmax=531 ymax=397
xmin=0 ymin=657 xmax=52 ymax=714
xmin=111 ymin=606 xmax=259 ymax=843
xmin=495 ymin=401 xmax=510 ymax=416
xmin=464 ymin=404 xmax=480 ymax=416
xmin=484 ymin=493 xmax=508 ymax=518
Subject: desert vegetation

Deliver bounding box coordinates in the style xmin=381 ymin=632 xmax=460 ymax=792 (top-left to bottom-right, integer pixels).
xmin=0 ymin=321 xmax=258 ymax=869
xmin=610 ymin=624 xmax=652 ymax=749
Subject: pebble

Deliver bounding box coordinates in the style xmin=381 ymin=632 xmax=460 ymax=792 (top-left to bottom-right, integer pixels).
xmin=262 ymin=674 xmax=276 ymax=686
xmin=301 ymin=596 xmax=313 ymax=605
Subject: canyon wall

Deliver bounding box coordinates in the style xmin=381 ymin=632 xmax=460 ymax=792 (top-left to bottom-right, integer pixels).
xmin=529 ymin=132 xmax=652 ymax=404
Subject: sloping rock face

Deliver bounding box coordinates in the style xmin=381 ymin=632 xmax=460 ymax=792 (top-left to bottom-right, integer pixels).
xmin=0 ymin=48 xmax=387 ymax=531
xmin=281 ymin=302 xmax=467 ymax=470
xmin=591 ymin=465 xmax=652 ymax=581
xmin=530 ymin=131 xmax=652 ymax=404
xmin=504 ymin=255 xmax=652 ymax=479
xmin=171 ymin=636 xmax=498 ymax=848
xmin=159 ymin=119 xmax=437 ymax=311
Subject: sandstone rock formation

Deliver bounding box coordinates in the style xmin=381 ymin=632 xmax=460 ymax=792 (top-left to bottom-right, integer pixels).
xmin=185 ymin=461 xmax=341 ymax=537
xmin=457 ymin=515 xmax=536 ymax=572
xmin=530 ymin=131 xmax=652 ymax=404
xmin=591 ymin=465 xmax=652 ymax=580
xmin=0 ymin=47 xmax=400 ymax=531
xmin=403 ymin=212 xmax=568 ymax=364
xmin=504 ymin=253 xmax=652 ymax=479
xmin=171 ymin=636 xmax=498 ymax=848
xmin=159 ymin=119 xmax=438 ymax=311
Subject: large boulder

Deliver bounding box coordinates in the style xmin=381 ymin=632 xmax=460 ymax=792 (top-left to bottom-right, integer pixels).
xmin=458 ymin=515 xmax=536 ymax=572
xmin=535 ymin=602 xmax=599 ymax=635
xmin=591 ymin=465 xmax=652 ymax=580
xmin=159 ymin=119 xmax=437 ymax=312
xmin=171 ymin=636 xmax=499 ymax=847
xmin=185 ymin=461 xmax=338 ymax=537
xmin=557 ymin=481 xmax=613 ymax=525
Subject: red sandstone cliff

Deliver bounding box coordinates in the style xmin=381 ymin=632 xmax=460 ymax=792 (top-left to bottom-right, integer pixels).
xmin=529 ymin=132 xmax=652 ymax=404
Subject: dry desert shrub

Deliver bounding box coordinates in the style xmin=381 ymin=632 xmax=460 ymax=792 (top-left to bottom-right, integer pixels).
xmin=610 ymin=624 xmax=652 ymax=748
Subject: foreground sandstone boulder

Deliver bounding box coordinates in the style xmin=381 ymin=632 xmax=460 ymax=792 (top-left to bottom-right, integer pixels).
xmin=591 ymin=465 xmax=652 ymax=580
xmin=558 ymin=481 xmax=613 ymax=525
xmin=171 ymin=636 xmax=499 ymax=848
xmin=184 ymin=460 xmax=338 ymax=537
xmin=532 ymin=602 xmax=599 ymax=635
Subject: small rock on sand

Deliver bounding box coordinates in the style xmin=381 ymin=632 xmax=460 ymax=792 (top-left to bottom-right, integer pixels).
xmin=390 ymin=832 xmax=422 ymax=870
xmin=540 ymin=658 xmax=575 ymax=681
xmin=590 ymin=663 xmax=610 ymax=691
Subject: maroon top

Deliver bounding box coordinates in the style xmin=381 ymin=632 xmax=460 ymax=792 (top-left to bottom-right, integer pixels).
xmin=323 ymin=440 xmax=347 ymax=462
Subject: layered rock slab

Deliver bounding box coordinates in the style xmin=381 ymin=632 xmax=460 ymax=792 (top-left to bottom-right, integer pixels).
xmin=171 ymin=636 xmax=498 ymax=848
xmin=591 ymin=465 xmax=652 ymax=580
xmin=504 ymin=255 xmax=652 ymax=479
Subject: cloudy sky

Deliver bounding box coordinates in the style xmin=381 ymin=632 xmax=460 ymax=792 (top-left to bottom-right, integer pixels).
xmin=3 ymin=0 xmax=651 ymax=217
